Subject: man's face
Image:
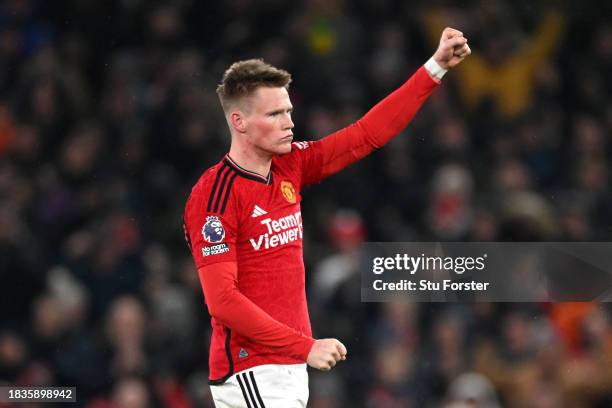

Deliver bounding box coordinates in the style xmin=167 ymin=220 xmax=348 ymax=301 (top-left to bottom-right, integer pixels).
xmin=242 ymin=87 xmax=294 ymax=156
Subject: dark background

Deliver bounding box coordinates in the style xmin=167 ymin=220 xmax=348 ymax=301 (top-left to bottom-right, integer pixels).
xmin=1 ymin=0 xmax=611 ymax=406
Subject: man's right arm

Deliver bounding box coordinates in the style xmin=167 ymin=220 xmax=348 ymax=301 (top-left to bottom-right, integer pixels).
xmin=198 ymin=261 xmax=314 ymax=360
xmin=199 ymin=262 xmax=347 ymax=370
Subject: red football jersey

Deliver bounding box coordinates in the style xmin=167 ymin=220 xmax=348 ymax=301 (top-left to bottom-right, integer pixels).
xmin=183 ymin=66 xmax=438 ymax=383
xmin=184 ymin=151 xmax=317 ymax=382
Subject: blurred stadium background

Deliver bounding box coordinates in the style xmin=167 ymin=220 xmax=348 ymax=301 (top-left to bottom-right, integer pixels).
xmin=1 ymin=0 xmax=611 ymax=407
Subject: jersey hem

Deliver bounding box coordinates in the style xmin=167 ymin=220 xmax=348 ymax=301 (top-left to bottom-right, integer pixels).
xmin=208 ymin=355 xmax=305 ymax=384
xmin=209 ymin=328 xmax=234 ymax=385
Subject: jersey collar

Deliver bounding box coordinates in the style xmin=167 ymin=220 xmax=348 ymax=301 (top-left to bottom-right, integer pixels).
xmin=223 ymin=155 xmax=272 ymax=185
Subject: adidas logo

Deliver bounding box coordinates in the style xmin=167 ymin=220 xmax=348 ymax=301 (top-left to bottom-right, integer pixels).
xmin=238 ymin=348 xmax=249 ymax=358
xmin=251 ymin=205 xmax=267 ymax=218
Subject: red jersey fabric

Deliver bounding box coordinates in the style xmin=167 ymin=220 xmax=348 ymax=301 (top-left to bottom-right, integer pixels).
xmin=183 ymin=66 xmax=438 ymax=383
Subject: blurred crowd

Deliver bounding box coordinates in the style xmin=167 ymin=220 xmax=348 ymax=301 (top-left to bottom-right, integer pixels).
xmin=1 ymin=0 xmax=611 ymax=407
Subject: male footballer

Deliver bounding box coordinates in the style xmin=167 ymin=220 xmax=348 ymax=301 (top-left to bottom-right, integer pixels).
xmin=183 ymin=27 xmax=470 ymax=407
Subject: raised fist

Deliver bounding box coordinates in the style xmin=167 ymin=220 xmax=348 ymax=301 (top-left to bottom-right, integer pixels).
xmin=433 ymin=27 xmax=471 ymax=69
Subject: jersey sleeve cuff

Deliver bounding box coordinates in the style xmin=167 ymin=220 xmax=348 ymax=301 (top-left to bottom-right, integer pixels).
xmin=424 ymin=57 xmax=448 ymax=83
xmin=296 ymin=336 xmax=315 ymax=361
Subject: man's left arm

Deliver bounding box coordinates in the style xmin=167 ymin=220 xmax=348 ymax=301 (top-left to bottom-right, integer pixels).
xmin=298 ymin=27 xmax=470 ymax=186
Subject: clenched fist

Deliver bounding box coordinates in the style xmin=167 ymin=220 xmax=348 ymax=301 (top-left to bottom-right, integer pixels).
xmin=433 ymin=27 xmax=471 ymax=69
xmin=307 ymin=338 xmax=347 ymax=371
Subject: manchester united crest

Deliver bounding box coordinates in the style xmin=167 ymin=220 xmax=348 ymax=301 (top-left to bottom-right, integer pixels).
xmin=280 ymin=181 xmax=296 ymax=204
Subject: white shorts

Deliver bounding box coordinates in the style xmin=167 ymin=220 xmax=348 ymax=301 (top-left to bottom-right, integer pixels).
xmin=210 ymin=363 xmax=309 ymax=408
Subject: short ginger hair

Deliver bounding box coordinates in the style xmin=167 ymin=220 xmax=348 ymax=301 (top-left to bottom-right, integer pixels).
xmin=216 ymin=59 xmax=292 ymax=113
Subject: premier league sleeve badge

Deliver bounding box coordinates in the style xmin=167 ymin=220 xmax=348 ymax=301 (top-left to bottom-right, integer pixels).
xmin=202 ymin=216 xmax=225 ymax=243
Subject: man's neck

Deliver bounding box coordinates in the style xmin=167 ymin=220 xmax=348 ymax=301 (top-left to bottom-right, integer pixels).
xmin=227 ymin=143 xmax=273 ymax=178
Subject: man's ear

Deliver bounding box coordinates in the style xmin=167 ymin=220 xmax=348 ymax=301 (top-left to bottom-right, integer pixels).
xmin=229 ymin=110 xmax=247 ymax=134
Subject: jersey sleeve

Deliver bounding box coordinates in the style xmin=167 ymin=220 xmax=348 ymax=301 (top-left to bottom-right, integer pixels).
xmin=294 ymin=66 xmax=439 ymax=186
xmin=184 ymin=191 xmax=237 ymax=269
xmin=199 ymin=263 xmax=315 ymax=361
